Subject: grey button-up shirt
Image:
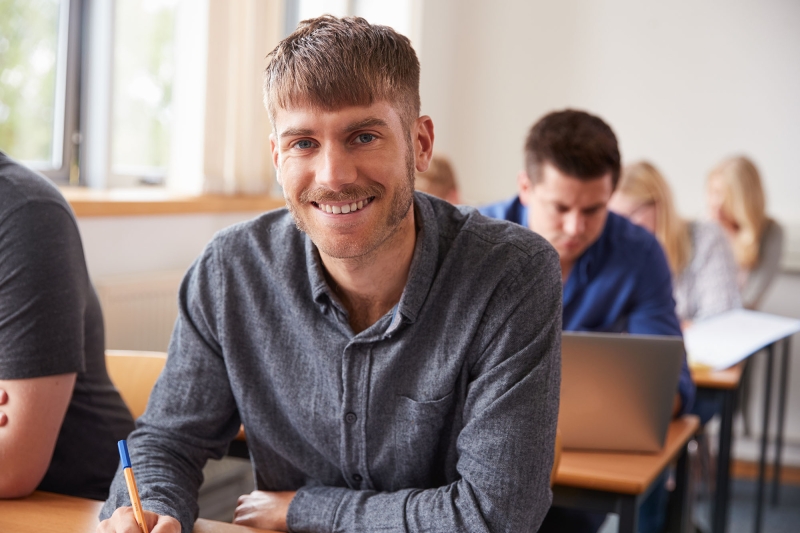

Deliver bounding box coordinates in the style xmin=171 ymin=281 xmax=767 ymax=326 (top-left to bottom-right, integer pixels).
xmin=101 ymin=193 xmax=562 ymax=533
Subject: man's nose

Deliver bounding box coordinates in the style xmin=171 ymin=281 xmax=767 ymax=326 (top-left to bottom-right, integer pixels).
xmin=315 ymin=145 xmax=357 ymax=191
xmin=563 ymin=212 xmax=586 ymax=236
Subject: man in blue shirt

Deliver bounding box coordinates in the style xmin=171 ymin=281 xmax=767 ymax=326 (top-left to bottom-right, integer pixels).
xmin=481 ymin=109 xmax=695 ymax=533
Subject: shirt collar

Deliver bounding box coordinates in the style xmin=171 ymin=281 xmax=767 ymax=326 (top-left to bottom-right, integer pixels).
xmin=390 ymin=193 xmax=439 ymax=330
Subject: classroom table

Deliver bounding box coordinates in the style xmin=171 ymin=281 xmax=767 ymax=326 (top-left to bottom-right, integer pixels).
xmin=692 ymin=335 xmax=793 ymax=533
xmin=0 ymin=491 xmax=278 ymax=533
xmin=552 ymin=415 xmax=700 ymax=533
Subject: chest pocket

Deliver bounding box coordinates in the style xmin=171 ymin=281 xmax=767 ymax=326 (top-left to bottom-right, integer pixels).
xmin=391 ymin=389 xmax=455 ymax=490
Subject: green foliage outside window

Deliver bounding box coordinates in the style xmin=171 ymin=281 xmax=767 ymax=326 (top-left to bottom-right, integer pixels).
xmin=0 ymin=0 xmax=61 ymax=164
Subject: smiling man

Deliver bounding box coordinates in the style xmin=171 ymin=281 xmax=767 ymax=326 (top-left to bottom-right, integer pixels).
xmin=99 ymin=16 xmax=561 ymax=533
xmin=480 ymin=109 xmax=695 ymax=533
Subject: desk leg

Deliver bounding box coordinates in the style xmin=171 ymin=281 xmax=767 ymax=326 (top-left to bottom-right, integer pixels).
xmin=666 ymin=446 xmax=691 ymax=533
xmin=618 ymin=495 xmax=639 ymax=533
xmin=771 ymin=336 xmax=791 ymax=506
xmin=713 ymin=388 xmax=735 ymax=533
xmin=754 ymin=344 xmax=775 ymax=533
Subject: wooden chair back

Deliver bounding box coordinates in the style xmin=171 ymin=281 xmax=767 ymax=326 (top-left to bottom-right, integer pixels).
xmin=105 ymin=350 xmax=167 ymax=419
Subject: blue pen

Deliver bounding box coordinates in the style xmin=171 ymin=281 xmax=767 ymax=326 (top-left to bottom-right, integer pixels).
xmin=118 ymin=440 xmax=149 ymax=533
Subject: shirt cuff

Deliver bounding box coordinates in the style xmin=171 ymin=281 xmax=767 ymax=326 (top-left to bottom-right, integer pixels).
xmin=287 ymin=486 xmax=347 ymax=533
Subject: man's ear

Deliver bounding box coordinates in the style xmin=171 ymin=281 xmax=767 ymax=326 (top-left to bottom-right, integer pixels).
xmin=270 ymin=133 xmax=282 ymax=185
xmin=517 ymin=171 xmax=534 ymax=206
xmin=413 ymin=116 xmax=435 ymax=173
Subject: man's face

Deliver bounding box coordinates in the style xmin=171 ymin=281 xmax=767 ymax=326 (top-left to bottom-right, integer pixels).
xmin=518 ymin=162 xmax=614 ymax=265
xmin=271 ymin=101 xmax=431 ymax=260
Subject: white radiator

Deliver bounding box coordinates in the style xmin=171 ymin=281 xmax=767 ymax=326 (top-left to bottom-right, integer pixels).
xmin=95 ymin=271 xmax=185 ymax=352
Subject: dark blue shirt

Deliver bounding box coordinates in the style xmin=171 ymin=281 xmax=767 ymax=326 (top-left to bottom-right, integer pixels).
xmin=480 ymin=195 xmax=695 ymax=413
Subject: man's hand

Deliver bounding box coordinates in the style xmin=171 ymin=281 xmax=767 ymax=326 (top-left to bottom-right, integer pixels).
xmin=233 ymin=490 xmax=296 ymax=532
xmin=97 ymin=506 xmax=180 ymax=533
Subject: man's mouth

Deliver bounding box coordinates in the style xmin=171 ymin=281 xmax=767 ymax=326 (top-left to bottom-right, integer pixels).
xmin=313 ymin=197 xmax=374 ymax=214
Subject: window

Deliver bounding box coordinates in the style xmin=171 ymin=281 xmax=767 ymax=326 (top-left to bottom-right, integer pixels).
xmin=0 ymin=0 xmax=182 ymax=187
xmin=111 ymin=0 xmax=179 ymax=184
xmin=0 ymin=0 xmax=79 ymax=183
xmin=0 ymin=0 xmax=414 ymax=189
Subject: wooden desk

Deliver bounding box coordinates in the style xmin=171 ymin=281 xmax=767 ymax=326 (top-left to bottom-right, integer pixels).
xmin=691 ymin=361 xmax=745 ymax=390
xmin=553 ymin=415 xmax=700 ymax=533
xmin=0 ymin=491 xmax=277 ymax=533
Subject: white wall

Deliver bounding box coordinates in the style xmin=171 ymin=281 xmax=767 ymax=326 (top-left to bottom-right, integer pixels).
xmin=418 ymin=0 xmax=800 ymax=464
xmin=77 ymin=213 xmax=263 ymax=280
xmin=418 ymin=0 xmax=800 ymax=223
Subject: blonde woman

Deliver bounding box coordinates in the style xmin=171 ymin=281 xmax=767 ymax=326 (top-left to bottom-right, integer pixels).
xmin=707 ymin=156 xmax=784 ymax=309
xmin=609 ymin=161 xmax=741 ymax=325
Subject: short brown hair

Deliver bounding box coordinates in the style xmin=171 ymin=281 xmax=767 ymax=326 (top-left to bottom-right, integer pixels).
xmin=263 ymin=15 xmax=420 ymax=128
xmin=524 ymin=109 xmax=621 ymax=188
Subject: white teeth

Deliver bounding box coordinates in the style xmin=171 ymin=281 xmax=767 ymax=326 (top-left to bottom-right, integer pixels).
xmin=318 ymin=198 xmax=370 ymax=214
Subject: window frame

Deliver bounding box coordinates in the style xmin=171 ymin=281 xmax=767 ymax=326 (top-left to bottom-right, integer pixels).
xmin=10 ymin=0 xmax=84 ymax=185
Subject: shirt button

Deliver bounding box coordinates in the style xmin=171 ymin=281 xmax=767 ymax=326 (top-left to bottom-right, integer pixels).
xmin=352 ymin=473 xmax=363 ymax=482
xmin=344 ymin=412 xmax=357 ymax=424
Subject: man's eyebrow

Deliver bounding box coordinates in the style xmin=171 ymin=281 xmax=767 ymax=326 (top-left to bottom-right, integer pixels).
xmin=582 ymin=202 xmax=607 ymax=212
xmin=279 ymin=127 xmax=314 ymax=139
xmin=343 ymin=117 xmax=389 ymax=133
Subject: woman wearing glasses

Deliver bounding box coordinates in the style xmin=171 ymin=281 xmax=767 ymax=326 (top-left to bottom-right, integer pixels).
xmin=608 ymin=161 xmax=741 ymax=328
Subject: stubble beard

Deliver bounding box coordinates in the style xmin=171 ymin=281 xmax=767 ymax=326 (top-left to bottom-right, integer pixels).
xmin=282 ymin=141 xmax=416 ymax=260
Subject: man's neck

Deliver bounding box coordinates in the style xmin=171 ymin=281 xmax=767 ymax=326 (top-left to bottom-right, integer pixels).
xmin=560 ymin=259 xmax=573 ymax=284
xmin=320 ymin=208 xmax=417 ymax=334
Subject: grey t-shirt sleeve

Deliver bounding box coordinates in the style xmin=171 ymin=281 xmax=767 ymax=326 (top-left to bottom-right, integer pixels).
xmin=0 ymin=200 xmax=87 ymax=379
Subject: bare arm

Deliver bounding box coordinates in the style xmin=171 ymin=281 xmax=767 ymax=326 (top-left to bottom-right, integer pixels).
xmin=0 ymin=373 xmax=76 ymax=497
xmin=0 ymin=201 xmax=92 ymax=497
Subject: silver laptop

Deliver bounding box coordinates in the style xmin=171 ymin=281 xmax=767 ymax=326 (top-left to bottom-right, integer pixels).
xmin=558 ymin=332 xmax=684 ymax=453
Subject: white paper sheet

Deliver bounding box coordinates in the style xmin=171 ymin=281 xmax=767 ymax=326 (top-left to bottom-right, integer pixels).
xmin=683 ymin=309 xmax=800 ymax=370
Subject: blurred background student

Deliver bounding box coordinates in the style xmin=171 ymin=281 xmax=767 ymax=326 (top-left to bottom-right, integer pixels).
xmin=707 ymin=155 xmax=785 ymax=438
xmin=706 ymin=156 xmax=784 ymax=310
xmin=610 ymin=161 xmax=741 ymax=329
xmin=414 ymin=154 xmax=460 ymax=204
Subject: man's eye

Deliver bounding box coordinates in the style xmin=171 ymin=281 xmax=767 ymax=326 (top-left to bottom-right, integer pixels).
xmin=295 ymin=140 xmax=314 ymax=149
xmin=355 ymin=133 xmax=375 ymax=144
